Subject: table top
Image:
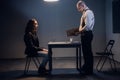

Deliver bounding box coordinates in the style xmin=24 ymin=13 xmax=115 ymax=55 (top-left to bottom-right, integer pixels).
xmin=48 ymin=41 xmax=80 ymax=45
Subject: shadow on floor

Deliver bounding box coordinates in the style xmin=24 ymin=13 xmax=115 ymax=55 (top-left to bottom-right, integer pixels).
xmin=0 ymin=68 xmax=120 ymax=80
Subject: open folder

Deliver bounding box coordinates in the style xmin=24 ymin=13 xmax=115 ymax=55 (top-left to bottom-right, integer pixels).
xmin=66 ymin=27 xmax=79 ymax=36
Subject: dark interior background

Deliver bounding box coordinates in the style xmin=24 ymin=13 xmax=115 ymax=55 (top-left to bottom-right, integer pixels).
xmin=1 ymin=0 xmax=119 ymax=61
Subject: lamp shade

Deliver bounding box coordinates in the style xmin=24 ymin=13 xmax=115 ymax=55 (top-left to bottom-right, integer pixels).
xmin=44 ymin=0 xmax=59 ymax=2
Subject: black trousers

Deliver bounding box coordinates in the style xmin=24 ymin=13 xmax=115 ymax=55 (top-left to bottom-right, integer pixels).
xmin=81 ymin=31 xmax=93 ymax=72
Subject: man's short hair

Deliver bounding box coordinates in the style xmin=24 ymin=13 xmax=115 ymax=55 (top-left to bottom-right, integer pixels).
xmin=76 ymin=0 xmax=85 ymax=7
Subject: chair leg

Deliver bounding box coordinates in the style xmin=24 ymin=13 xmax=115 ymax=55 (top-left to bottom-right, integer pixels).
xmin=99 ymin=56 xmax=108 ymax=71
xmin=111 ymin=55 xmax=117 ymax=71
xmin=24 ymin=57 xmax=28 ymax=74
xmin=24 ymin=57 xmax=31 ymax=74
xmin=96 ymin=55 xmax=117 ymax=72
xmin=32 ymin=58 xmax=39 ymax=69
xmin=108 ymin=56 xmax=114 ymax=71
xmin=24 ymin=56 xmax=41 ymax=74
xmin=96 ymin=56 xmax=104 ymax=71
xmin=36 ymin=57 xmax=40 ymax=64
xmin=96 ymin=56 xmax=108 ymax=71
xmin=27 ymin=58 xmax=31 ymax=72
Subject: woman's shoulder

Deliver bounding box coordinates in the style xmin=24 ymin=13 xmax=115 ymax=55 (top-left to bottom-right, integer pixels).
xmin=24 ymin=32 xmax=33 ymax=37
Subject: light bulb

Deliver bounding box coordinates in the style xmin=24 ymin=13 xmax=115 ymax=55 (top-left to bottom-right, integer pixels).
xmin=44 ymin=0 xmax=59 ymax=2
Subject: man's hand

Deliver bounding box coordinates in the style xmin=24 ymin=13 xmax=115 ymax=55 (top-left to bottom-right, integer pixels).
xmin=74 ymin=31 xmax=81 ymax=36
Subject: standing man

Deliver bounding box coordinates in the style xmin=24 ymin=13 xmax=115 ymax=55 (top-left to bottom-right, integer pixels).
xmin=76 ymin=0 xmax=95 ymax=75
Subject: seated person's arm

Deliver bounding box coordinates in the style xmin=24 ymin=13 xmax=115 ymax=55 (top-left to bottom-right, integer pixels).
xmin=38 ymin=47 xmax=48 ymax=52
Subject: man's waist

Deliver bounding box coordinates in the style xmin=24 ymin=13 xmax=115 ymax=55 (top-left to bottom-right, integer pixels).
xmin=82 ymin=30 xmax=92 ymax=32
xmin=81 ymin=30 xmax=93 ymax=36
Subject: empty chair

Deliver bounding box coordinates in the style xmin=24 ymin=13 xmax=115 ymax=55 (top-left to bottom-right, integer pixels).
xmin=96 ymin=40 xmax=116 ymax=71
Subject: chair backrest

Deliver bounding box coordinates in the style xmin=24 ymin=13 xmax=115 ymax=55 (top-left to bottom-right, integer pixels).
xmin=104 ymin=40 xmax=115 ymax=53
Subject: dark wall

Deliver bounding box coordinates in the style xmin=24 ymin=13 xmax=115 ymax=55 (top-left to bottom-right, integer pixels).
xmin=0 ymin=0 xmax=106 ymax=58
xmin=0 ymin=0 xmax=28 ymax=58
xmin=112 ymin=0 xmax=120 ymax=33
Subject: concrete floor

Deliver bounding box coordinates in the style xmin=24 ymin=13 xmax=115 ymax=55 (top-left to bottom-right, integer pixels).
xmin=0 ymin=57 xmax=120 ymax=80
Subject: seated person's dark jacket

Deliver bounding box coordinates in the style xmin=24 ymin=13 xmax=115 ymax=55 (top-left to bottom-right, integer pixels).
xmin=24 ymin=32 xmax=43 ymax=56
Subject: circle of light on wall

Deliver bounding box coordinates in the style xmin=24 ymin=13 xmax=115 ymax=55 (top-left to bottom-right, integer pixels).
xmin=44 ymin=0 xmax=59 ymax=2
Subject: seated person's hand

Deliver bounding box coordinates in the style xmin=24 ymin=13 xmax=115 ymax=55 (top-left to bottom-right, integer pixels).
xmin=38 ymin=48 xmax=48 ymax=54
xmin=42 ymin=48 xmax=48 ymax=52
xmin=37 ymin=47 xmax=48 ymax=52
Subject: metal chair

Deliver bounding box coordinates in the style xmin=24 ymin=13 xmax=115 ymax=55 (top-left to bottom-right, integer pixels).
xmin=24 ymin=55 xmax=40 ymax=74
xmin=96 ymin=40 xmax=116 ymax=71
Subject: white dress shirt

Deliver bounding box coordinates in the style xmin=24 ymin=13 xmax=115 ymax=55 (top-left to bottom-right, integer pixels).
xmin=79 ymin=9 xmax=95 ymax=31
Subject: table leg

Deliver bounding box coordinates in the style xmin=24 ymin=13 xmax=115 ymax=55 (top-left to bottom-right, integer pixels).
xmin=76 ymin=48 xmax=78 ymax=70
xmin=79 ymin=46 xmax=81 ymax=70
xmin=76 ymin=47 xmax=81 ymax=72
xmin=48 ymin=47 xmax=52 ymax=73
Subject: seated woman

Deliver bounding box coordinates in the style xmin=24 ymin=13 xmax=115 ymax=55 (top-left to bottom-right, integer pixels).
xmin=24 ymin=18 xmax=49 ymax=74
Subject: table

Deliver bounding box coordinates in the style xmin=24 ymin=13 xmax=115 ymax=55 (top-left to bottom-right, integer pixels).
xmin=48 ymin=41 xmax=81 ymax=73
